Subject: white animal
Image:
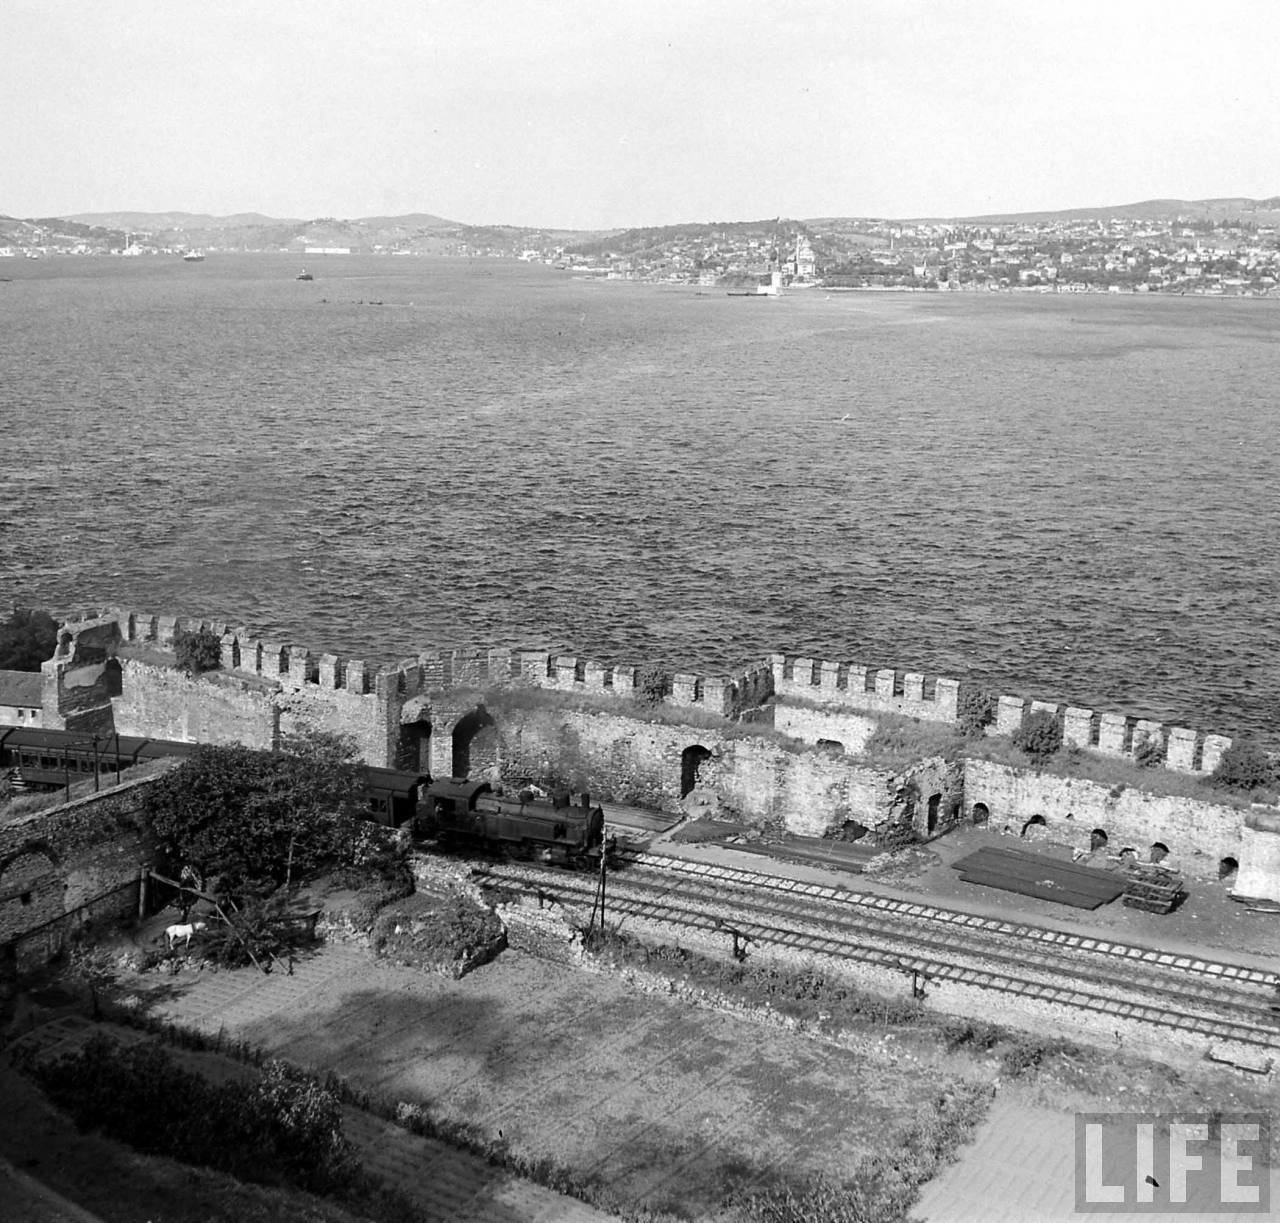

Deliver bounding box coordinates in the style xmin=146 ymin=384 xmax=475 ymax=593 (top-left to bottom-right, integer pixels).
xmin=165 ymin=921 xmax=207 ymax=950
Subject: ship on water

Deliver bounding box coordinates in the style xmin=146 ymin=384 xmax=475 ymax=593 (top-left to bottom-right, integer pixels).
xmin=182 ymin=251 xmax=205 ymax=262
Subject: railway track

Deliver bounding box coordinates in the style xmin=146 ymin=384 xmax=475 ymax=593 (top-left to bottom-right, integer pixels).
xmin=470 ymin=851 xmax=1280 ymax=1054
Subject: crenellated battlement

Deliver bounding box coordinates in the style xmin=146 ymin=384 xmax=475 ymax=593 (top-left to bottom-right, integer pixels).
xmin=770 ymin=653 xmax=961 ymax=724
xmin=58 ymin=609 xmax=1244 ymax=778
xmin=407 ymin=646 xmax=774 ymax=719
xmin=993 ymin=695 xmax=1231 ymax=777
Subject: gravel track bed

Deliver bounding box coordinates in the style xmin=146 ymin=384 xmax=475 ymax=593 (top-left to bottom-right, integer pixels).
xmin=472 ymin=859 xmax=1280 ymax=1049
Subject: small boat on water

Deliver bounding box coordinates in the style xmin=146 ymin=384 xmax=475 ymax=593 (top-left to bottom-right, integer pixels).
xmin=296 ymin=268 xmax=313 ymax=281
xmin=182 ymin=251 xmax=205 ymax=262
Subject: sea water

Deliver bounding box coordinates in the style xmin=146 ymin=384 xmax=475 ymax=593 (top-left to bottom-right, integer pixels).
xmin=1 ymin=254 xmax=1276 ymax=742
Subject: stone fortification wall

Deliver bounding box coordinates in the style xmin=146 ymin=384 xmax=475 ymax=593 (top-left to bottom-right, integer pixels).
xmin=993 ymin=695 xmax=1232 ymax=778
xmin=113 ymin=659 xmax=276 ymax=747
xmin=489 ymin=706 xmax=897 ymax=836
xmin=768 ymin=651 xmax=1236 ymax=779
xmin=770 ymin=654 xmax=961 ymax=724
xmin=963 ymin=759 xmax=1251 ymax=880
xmin=414 ymin=644 xmax=775 ymax=720
xmin=54 ymin=610 xmax=435 ymax=766
xmin=0 ymin=772 xmax=163 ymax=973
xmin=770 ymin=704 xmax=879 ymax=755
xmin=52 ymin=611 xmax=1254 ymax=781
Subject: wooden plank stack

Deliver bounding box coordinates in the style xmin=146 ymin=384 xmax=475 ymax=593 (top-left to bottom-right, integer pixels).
xmin=1120 ymin=862 xmax=1184 ymax=913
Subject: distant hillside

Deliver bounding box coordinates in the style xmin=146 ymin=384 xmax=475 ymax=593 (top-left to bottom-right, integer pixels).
xmin=34 ymin=209 xmax=610 ymax=254
xmin=67 ymin=211 xmax=300 ymax=230
xmin=931 ymin=197 xmax=1280 ymax=226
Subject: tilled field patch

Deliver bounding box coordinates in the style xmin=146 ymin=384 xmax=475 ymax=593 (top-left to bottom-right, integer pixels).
xmin=128 ymin=941 xmax=933 ymax=1218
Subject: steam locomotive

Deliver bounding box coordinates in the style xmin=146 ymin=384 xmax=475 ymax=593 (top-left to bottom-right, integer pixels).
xmin=424 ymin=778 xmax=614 ymax=868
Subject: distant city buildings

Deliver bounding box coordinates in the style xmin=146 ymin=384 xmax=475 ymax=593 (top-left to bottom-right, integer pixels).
xmin=4 ymin=208 xmax=1278 ymax=295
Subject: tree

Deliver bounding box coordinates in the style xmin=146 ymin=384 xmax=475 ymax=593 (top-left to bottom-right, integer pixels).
xmin=173 ymin=625 xmax=222 ymax=674
xmin=0 ymin=606 xmax=58 ymax=670
xmin=140 ymin=732 xmax=367 ymax=894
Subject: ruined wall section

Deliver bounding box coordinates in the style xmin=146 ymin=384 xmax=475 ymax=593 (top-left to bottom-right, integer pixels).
xmin=0 ymin=772 xmax=164 ymax=972
xmin=488 ymin=706 xmax=896 ymax=836
xmin=770 ymin=704 xmax=878 ymax=755
xmin=963 ymin=758 xmax=1257 ymax=881
xmin=40 ymin=614 xmax=126 ymax=733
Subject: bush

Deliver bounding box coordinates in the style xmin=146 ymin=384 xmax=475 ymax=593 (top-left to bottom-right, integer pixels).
xmin=634 ymin=661 xmax=670 ymax=706
xmin=173 ymin=625 xmax=223 ymax=673
xmin=370 ymin=891 xmax=505 ymax=975
xmin=28 ymin=1033 xmax=358 ymax=1194
xmin=1012 ymin=709 xmax=1063 ymax=765
xmin=939 ymin=1017 xmax=1002 ymax=1052
xmin=199 ymin=889 xmax=299 ymax=969
xmin=1209 ymin=740 xmax=1278 ymax=794
xmin=346 ymin=872 xmax=415 ymax=932
xmin=956 ymin=685 xmax=996 ymax=738
xmin=1133 ymin=734 xmax=1165 ymax=769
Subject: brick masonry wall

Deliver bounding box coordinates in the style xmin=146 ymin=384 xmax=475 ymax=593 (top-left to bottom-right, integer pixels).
xmin=0 ymin=773 xmax=162 ymax=973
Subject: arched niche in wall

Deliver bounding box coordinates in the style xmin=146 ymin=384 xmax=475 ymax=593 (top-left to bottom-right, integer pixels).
xmin=971 ymin=802 xmax=990 ymax=825
xmin=396 ymin=720 xmax=432 ymax=775
xmin=452 ymin=707 xmax=496 ymax=780
xmin=1021 ymin=814 xmax=1047 ymax=839
xmin=926 ymin=792 xmax=942 ymax=835
xmin=680 ymin=744 xmax=711 ymax=797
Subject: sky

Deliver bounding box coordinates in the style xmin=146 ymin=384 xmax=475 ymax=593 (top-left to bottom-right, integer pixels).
xmin=5 ymin=0 xmax=1280 ymax=229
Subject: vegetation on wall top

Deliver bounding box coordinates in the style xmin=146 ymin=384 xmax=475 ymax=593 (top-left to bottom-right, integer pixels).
xmin=173 ymin=624 xmax=223 ymax=674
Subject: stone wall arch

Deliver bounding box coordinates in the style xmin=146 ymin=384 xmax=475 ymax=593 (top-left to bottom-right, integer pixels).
xmin=452 ymin=708 xmax=497 ymax=780
xmin=681 ymin=744 xmax=711 ymax=797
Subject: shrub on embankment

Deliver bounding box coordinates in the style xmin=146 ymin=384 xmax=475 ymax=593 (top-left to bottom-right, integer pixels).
xmin=24 ymin=1033 xmax=359 ymax=1196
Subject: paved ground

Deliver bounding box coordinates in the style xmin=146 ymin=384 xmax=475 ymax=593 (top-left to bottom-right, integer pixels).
xmin=916 ymin=1094 xmax=1279 ymax=1223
